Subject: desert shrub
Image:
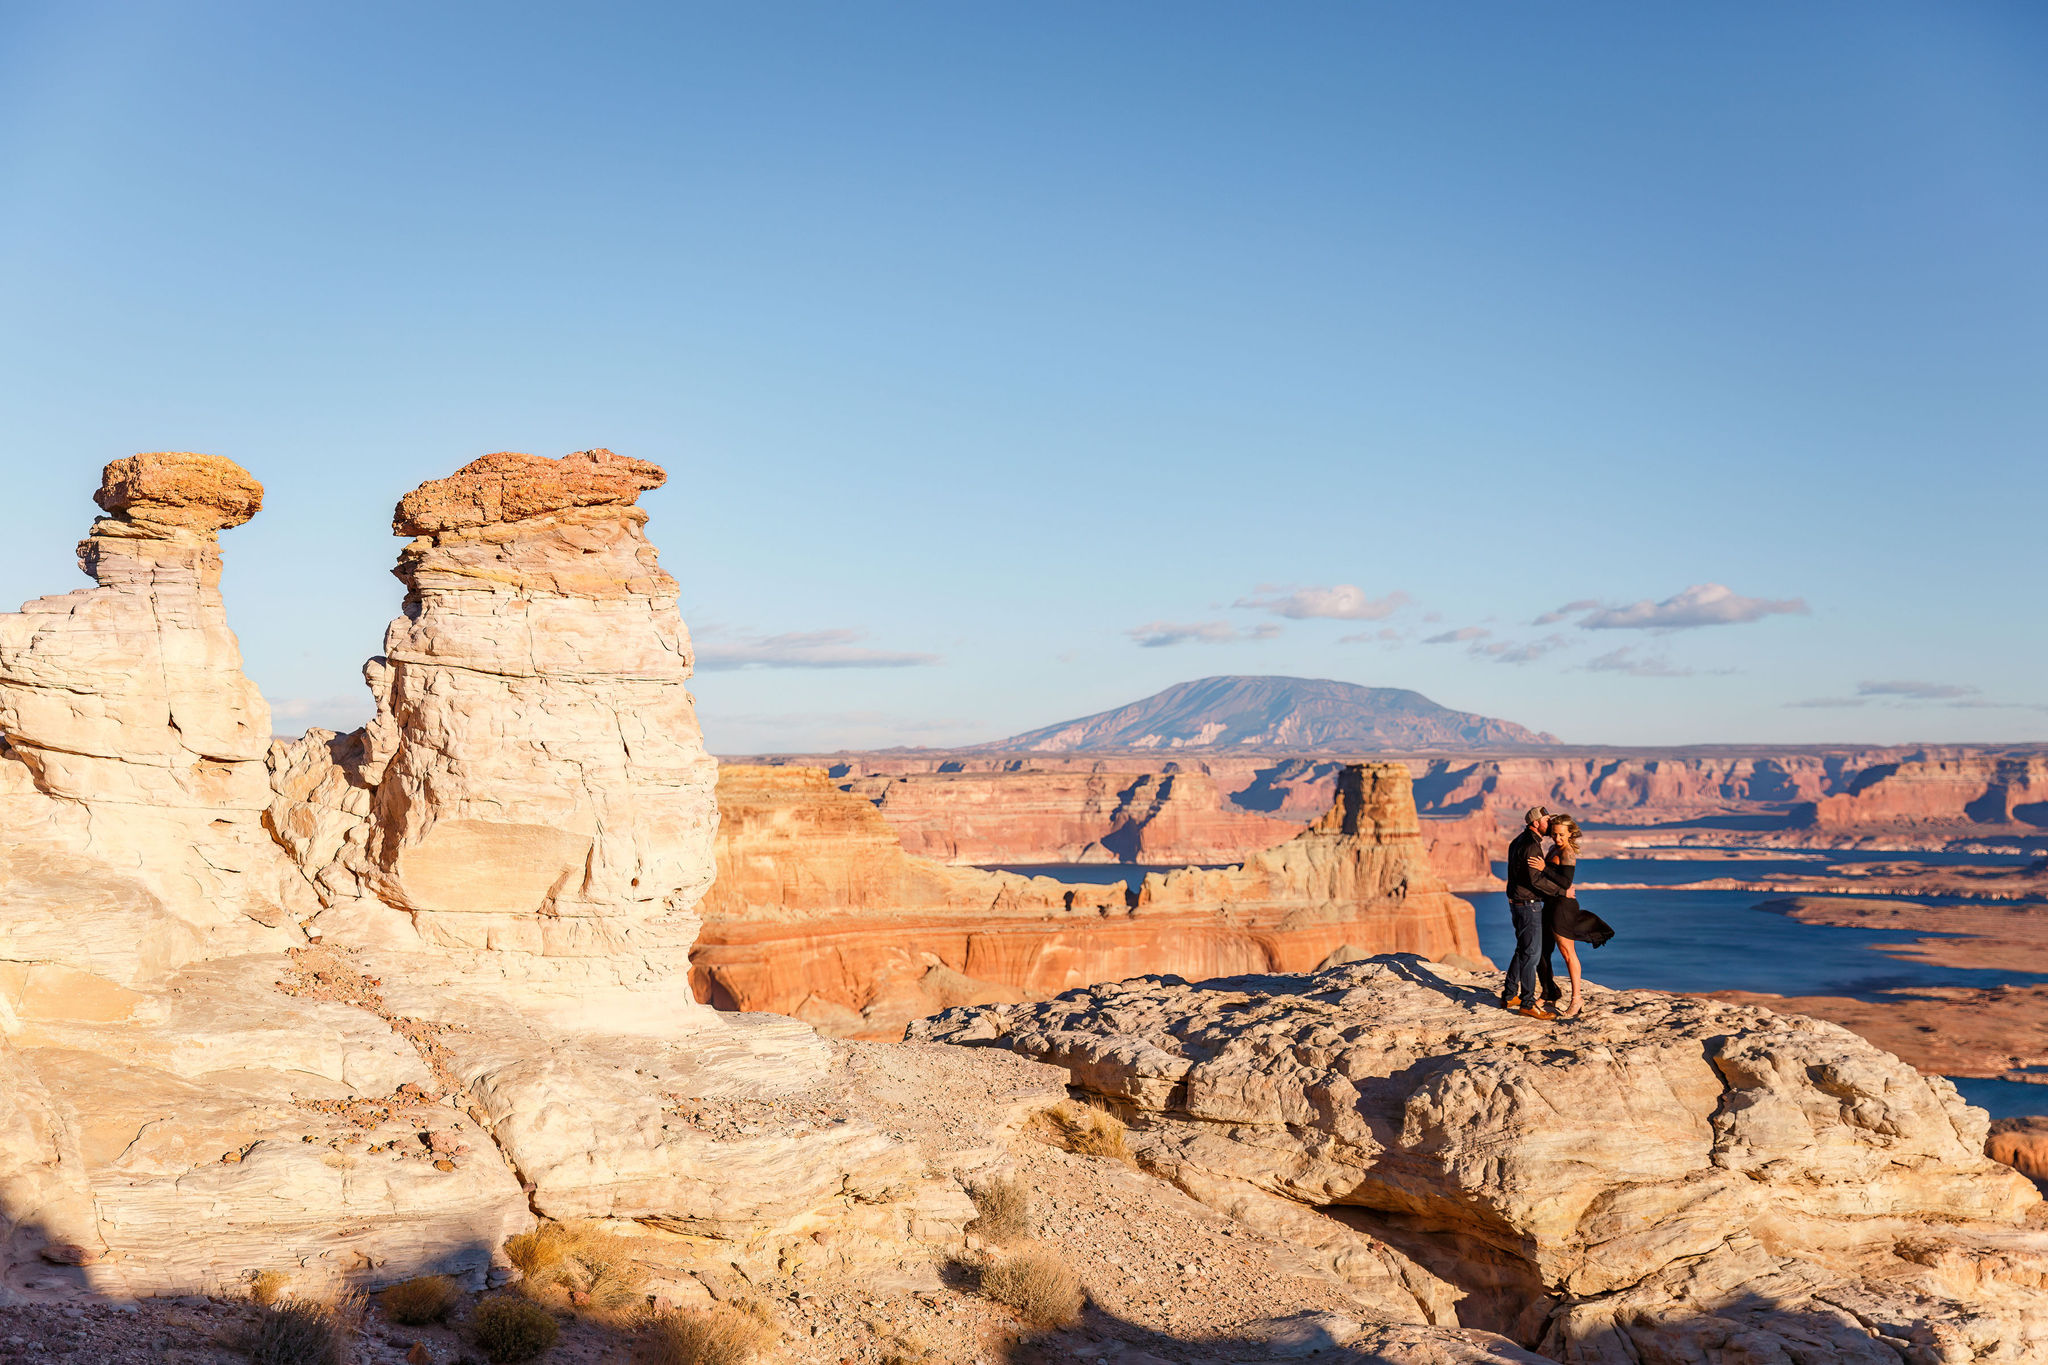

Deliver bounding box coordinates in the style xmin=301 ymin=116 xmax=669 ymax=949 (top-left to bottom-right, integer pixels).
xmin=470 ymin=1295 xmax=559 ymax=1362
xmin=1031 ymin=1099 xmax=1134 ymax=1165
xmin=503 ymin=1220 xmax=647 ymax=1318
xmin=243 ymin=1292 xmax=362 ymax=1365
xmin=980 ymin=1245 xmax=1084 ymax=1328
xmin=966 ymin=1175 xmax=1031 ymax=1244
xmin=647 ymin=1305 xmax=779 ymax=1365
xmin=380 ymin=1273 xmax=461 ymax=1325
xmin=247 ymin=1269 xmax=290 ymax=1306
xmin=503 ymin=1222 xmax=580 ymax=1288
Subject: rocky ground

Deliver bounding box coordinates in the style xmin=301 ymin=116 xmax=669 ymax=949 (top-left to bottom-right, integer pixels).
xmin=0 ymin=1039 xmax=1533 ymax=1364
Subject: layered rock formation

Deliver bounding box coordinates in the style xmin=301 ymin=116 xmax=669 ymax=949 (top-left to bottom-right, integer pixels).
xmin=0 ymin=455 xmax=521 ymax=1296
xmin=694 ymin=762 xmax=1486 ymax=1039
xmin=914 ymin=958 xmax=2048 ymax=1360
xmin=848 ymin=767 xmax=1300 ymax=865
xmin=0 ymin=451 xmax=968 ymax=1303
xmin=0 ymin=452 xmax=302 ymax=940
xmin=273 ymin=449 xmax=719 ymax=1029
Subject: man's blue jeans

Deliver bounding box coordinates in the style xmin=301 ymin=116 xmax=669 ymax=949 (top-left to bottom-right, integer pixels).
xmin=1505 ymin=900 xmax=1557 ymax=1002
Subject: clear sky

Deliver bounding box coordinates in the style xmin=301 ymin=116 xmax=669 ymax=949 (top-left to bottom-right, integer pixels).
xmin=2 ymin=3 xmax=2043 ymax=752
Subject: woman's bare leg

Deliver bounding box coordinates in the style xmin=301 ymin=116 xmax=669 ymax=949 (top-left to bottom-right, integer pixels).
xmin=1557 ymin=938 xmax=1583 ymax=1017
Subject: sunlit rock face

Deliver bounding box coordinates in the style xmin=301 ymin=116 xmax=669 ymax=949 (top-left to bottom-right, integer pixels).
xmin=274 ymin=449 xmax=723 ymax=1027
xmin=915 ymin=958 xmax=2048 ymax=1361
xmin=0 ymin=452 xmax=297 ymax=941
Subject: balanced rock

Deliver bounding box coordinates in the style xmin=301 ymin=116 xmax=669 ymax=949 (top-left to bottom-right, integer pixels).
xmin=0 ymin=456 xmax=523 ymax=1297
xmin=912 ymin=958 xmax=2048 ymax=1359
xmin=276 ymin=448 xmax=718 ymax=1027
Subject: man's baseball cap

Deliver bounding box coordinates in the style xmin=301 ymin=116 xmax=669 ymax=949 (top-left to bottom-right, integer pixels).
xmin=1524 ymin=805 xmax=1550 ymax=825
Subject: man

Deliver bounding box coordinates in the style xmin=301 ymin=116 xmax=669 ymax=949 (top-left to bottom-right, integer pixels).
xmin=1502 ymin=805 xmax=1559 ymax=1019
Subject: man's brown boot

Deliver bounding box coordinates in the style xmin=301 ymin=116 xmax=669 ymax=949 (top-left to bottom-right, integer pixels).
xmin=1517 ymin=1005 xmax=1557 ymax=1021
xmin=1500 ymin=995 xmax=1522 ymax=1009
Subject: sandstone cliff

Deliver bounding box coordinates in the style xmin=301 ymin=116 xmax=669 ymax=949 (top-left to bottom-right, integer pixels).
xmin=847 ymin=767 xmax=1301 ymax=865
xmin=693 ymin=762 xmax=1487 ymax=1039
xmin=914 ymin=958 xmax=2048 ymax=1361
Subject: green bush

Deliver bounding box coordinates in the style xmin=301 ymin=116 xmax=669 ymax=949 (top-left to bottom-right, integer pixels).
xmin=470 ymin=1295 xmax=560 ymax=1362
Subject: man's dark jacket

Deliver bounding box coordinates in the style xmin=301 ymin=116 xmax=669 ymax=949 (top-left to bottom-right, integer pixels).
xmin=1505 ymin=826 xmax=1544 ymax=903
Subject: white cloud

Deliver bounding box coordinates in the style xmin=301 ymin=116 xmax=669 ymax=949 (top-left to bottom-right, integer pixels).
xmin=1233 ymin=584 xmax=1410 ymax=621
xmin=1545 ymin=583 xmax=1809 ymax=631
xmin=1126 ymin=619 xmax=1281 ymax=648
xmin=695 ymin=628 xmax=941 ymax=670
xmin=1858 ymin=680 xmax=1976 ymax=700
xmin=1338 ymin=626 xmax=1406 ymax=645
xmin=1585 ymin=648 xmax=1693 ymax=678
xmin=1422 ymin=626 xmax=1490 ymax=645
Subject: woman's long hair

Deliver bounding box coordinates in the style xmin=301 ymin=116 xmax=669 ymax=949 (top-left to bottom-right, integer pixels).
xmin=1550 ymin=814 xmax=1582 ymax=857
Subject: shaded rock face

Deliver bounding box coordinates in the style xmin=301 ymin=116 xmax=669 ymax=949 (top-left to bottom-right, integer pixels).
xmin=693 ymin=762 xmax=1487 ymax=1039
xmin=912 ymin=959 xmax=2048 ymax=1361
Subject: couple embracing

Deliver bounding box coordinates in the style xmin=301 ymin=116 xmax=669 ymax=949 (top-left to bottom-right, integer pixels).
xmin=1501 ymin=805 xmax=1614 ymax=1021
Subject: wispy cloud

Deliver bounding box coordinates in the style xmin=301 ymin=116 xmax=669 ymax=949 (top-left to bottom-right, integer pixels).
xmin=1786 ymin=697 xmax=1868 ymax=709
xmin=1543 ymin=583 xmax=1808 ymax=632
xmin=267 ymin=695 xmax=371 ymax=734
xmin=1584 ymin=648 xmax=1693 ymax=678
xmin=1472 ymin=634 xmax=1572 ymax=665
xmin=695 ymin=628 xmax=941 ymax=670
xmin=1127 ymin=619 xmax=1281 ymax=648
xmin=1338 ymin=626 xmax=1406 ymax=645
xmin=1422 ymin=626 xmax=1490 ymax=645
xmin=1532 ymin=599 xmax=1601 ymax=626
xmin=1233 ymin=584 xmax=1410 ymax=621
xmin=1858 ymin=680 xmax=1976 ymax=700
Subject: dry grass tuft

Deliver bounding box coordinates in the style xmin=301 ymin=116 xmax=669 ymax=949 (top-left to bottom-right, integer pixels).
xmin=247 ymin=1269 xmax=291 ymax=1306
xmin=1030 ymin=1099 xmax=1135 ymax=1165
xmin=503 ymin=1220 xmax=647 ymax=1319
xmin=380 ymin=1273 xmax=461 ymax=1325
xmin=647 ymin=1304 xmax=780 ymax=1365
xmin=243 ymin=1291 xmax=363 ymax=1365
xmin=980 ymin=1244 xmax=1084 ymax=1328
xmin=966 ymin=1174 xmax=1031 ymax=1244
xmin=470 ymin=1294 xmax=559 ymax=1362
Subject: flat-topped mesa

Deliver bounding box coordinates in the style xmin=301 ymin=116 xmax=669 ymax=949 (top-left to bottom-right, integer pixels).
xmin=342 ymin=449 xmax=718 ymax=1015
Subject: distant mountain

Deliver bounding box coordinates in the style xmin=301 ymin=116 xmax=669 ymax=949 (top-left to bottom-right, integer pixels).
xmin=982 ymin=676 xmax=1558 ymax=752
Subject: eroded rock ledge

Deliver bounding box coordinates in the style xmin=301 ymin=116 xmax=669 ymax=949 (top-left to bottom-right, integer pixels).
xmin=913 ymin=957 xmax=2048 ymax=1361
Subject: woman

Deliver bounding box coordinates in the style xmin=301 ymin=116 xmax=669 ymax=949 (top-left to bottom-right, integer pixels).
xmin=1531 ymin=815 xmax=1614 ymax=1020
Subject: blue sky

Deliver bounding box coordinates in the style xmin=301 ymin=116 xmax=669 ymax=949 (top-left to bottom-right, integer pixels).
xmin=2 ymin=2 xmax=2042 ymax=751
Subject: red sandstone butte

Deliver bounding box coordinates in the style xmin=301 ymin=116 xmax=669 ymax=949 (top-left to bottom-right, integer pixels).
xmin=691 ymin=761 xmax=1485 ymax=1040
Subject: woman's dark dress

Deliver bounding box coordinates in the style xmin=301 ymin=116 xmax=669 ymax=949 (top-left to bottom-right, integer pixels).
xmin=1532 ymin=851 xmax=1616 ymax=947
